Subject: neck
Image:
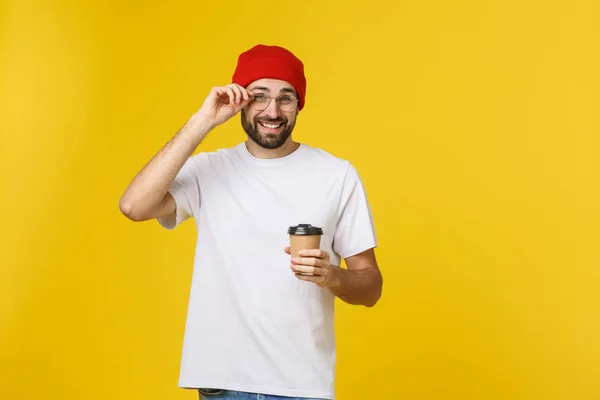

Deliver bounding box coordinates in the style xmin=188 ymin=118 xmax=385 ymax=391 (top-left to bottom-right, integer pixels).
xmin=244 ymin=138 xmax=300 ymax=159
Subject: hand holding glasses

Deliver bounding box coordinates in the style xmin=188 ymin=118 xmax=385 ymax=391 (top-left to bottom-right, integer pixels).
xmin=192 ymin=84 xmax=299 ymax=132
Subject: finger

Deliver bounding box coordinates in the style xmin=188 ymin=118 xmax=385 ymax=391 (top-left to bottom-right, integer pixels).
xmin=213 ymin=87 xmax=230 ymax=104
xmin=225 ymin=87 xmax=235 ymax=104
xmin=298 ymin=249 xmax=327 ymax=259
xmin=291 ymin=256 xmax=314 ymax=266
xmin=295 ymin=273 xmax=325 ymax=285
xmin=291 ymin=256 xmax=324 ymax=267
xmin=229 ymin=84 xmax=242 ymax=104
xmin=233 ymin=84 xmax=251 ymax=103
xmin=290 ymin=264 xmax=320 ymax=275
xmin=283 ymin=246 xmax=291 ymax=255
xmin=291 ymin=261 xmax=325 ymax=275
xmin=241 ymin=86 xmax=251 ymax=102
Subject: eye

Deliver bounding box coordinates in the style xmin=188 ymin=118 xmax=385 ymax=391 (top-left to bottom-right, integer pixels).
xmin=278 ymin=95 xmax=293 ymax=103
xmin=253 ymin=93 xmax=268 ymax=101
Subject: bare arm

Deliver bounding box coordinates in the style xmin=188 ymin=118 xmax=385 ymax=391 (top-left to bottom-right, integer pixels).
xmin=119 ymin=84 xmax=252 ymax=222
xmin=327 ymin=249 xmax=383 ymax=307
xmin=119 ymin=115 xmax=211 ymax=222
xmin=288 ymin=247 xmax=383 ymax=307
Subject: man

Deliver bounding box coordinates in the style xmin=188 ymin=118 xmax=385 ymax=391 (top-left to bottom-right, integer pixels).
xmin=119 ymin=44 xmax=383 ymax=400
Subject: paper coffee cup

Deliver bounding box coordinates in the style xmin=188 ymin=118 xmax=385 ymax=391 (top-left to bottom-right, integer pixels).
xmin=288 ymin=224 xmax=323 ymax=275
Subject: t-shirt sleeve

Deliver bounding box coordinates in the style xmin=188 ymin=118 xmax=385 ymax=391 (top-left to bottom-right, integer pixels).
xmin=157 ymin=156 xmax=202 ymax=230
xmin=332 ymin=162 xmax=378 ymax=259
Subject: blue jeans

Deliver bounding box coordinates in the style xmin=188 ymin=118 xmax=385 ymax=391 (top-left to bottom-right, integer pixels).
xmin=197 ymin=388 xmax=328 ymax=400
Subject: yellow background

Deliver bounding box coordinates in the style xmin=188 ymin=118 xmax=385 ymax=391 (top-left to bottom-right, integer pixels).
xmin=1 ymin=0 xmax=599 ymax=399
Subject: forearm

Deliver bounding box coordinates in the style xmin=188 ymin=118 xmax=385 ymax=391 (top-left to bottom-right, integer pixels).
xmin=119 ymin=113 xmax=212 ymax=220
xmin=328 ymin=267 xmax=383 ymax=307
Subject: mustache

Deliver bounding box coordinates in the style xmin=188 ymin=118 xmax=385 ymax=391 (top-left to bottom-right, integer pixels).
xmin=256 ymin=117 xmax=287 ymax=123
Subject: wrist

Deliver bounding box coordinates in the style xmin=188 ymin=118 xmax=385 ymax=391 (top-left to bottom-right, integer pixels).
xmin=186 ymin=112 xmax=214 ymax=138
xmin=327 ymin=265 xmax=343 ymax=290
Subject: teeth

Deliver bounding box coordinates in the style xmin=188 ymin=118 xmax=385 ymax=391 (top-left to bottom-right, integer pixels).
xmin=260 ymin=122 xmax=282 ymax=129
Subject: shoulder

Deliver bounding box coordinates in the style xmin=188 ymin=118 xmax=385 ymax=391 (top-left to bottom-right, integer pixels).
xmin=190 ymin=144 xmax=239 ymax=161
xmin=300 ymin=144 xmax=352 ymax=169
xmin=185 ymin=144 xmax=242 ymax=170
xmin=300 ymin=144 xmax=358 ymax=178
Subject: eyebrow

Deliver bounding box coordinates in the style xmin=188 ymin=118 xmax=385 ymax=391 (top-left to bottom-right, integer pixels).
xmin=248 ymin=86 xmax=297 ymax=95
xmin=248 ymin=86 xmax=270 ymax=92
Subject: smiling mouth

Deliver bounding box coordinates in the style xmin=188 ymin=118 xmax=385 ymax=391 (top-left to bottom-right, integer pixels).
xmin=258 ymin=121 xmax=284 ymax=129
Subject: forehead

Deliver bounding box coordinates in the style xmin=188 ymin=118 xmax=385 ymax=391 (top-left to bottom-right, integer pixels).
xmin=246 ymin=78 xmax=296 ymax=93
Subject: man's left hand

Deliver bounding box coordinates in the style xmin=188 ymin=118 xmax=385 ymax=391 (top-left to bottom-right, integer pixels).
xmin=284 ymin=247 xmax=341 ymax=288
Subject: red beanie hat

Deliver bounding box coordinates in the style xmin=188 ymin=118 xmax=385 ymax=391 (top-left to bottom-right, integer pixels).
xmin=232 ymin=44 xmax=307 ymax=111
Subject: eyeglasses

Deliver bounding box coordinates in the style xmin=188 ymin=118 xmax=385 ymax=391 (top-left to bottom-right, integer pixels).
xmin=249 ymin=93 xmax=298 ymax=112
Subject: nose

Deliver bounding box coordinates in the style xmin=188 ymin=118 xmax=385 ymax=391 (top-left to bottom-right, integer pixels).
xmin=262 ymin=97 xmax=281 ymax=118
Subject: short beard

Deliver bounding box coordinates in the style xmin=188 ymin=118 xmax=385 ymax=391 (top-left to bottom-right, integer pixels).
xmin=241 ymin=109 xmax=295 ymax=150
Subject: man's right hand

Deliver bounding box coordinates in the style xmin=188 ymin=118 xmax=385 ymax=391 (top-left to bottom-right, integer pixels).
xmin=120 ymin=83 xmax=252 ymax=223
xmin=195 ymin=83 xmax=253 ymax=130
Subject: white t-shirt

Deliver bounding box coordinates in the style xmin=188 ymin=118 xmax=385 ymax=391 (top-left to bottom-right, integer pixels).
xmin=158 ymin=142 xmax=377 ymax=399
